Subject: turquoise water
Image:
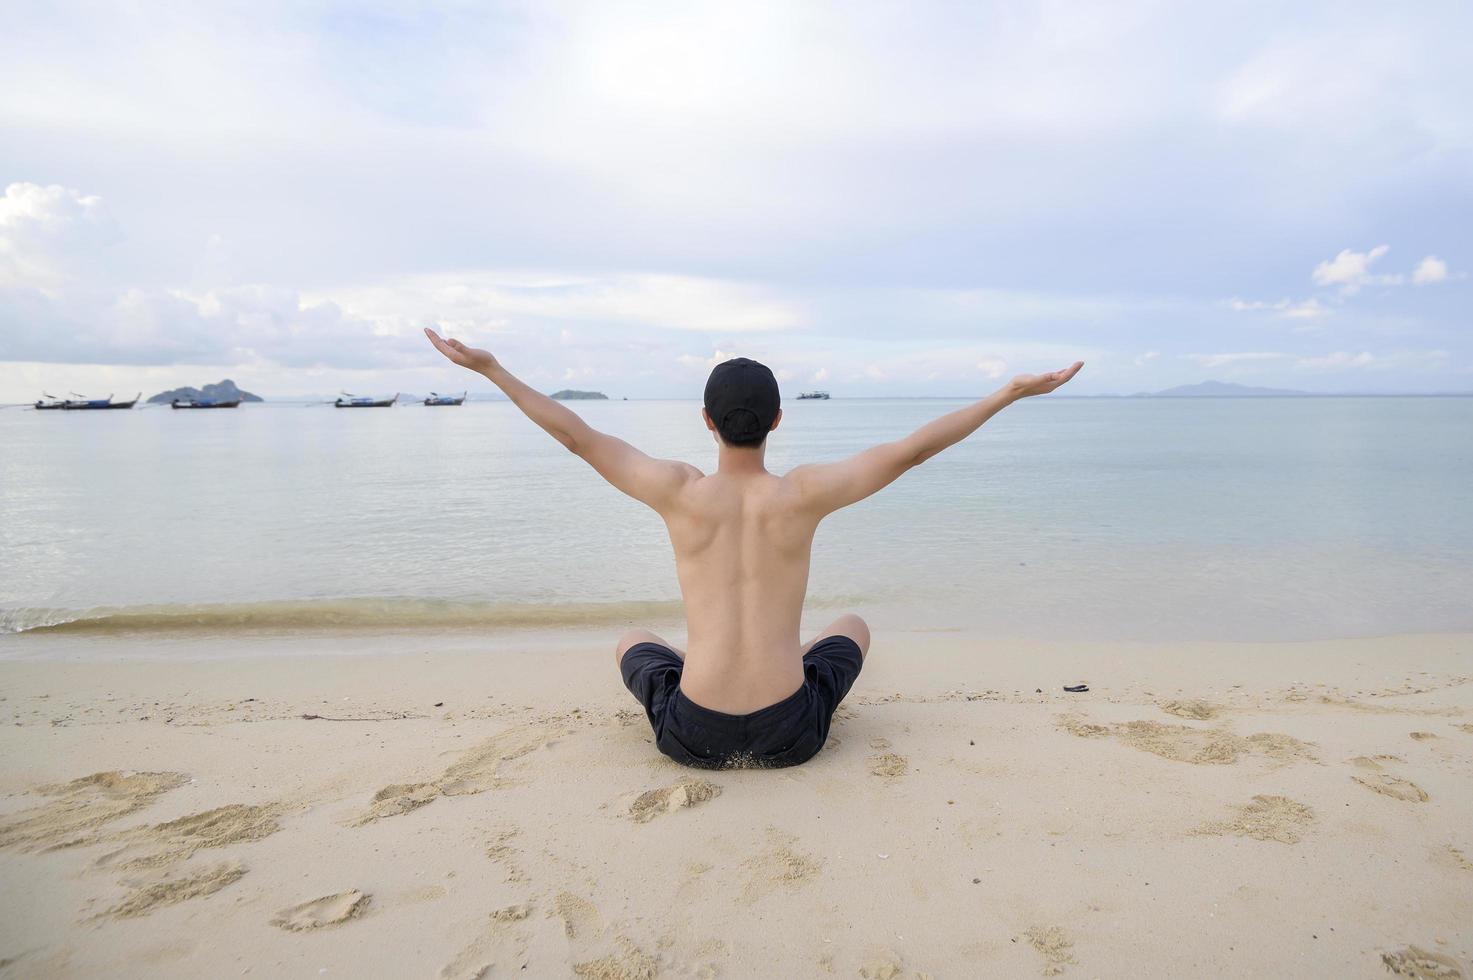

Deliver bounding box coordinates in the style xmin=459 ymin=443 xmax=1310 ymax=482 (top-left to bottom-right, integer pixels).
xmin=1 ymin=397 xmax=1470 ymax=641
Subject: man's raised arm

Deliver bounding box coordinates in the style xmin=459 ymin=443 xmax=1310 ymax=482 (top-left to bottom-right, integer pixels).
xmin=789 ymin=361 xmax=1083 ymax=516
xmin=424 ymin=328 xmax=696 ymax=508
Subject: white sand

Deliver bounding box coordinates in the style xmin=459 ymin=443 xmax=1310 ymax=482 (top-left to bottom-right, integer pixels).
xmin=1 ymin=628 xmax=1471 ymax=977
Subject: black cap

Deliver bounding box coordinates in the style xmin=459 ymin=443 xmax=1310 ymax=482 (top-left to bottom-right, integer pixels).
xmin=704 ymin=357 xmax=780 ymax=445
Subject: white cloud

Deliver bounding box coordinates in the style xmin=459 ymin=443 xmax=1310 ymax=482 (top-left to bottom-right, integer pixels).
xmin=1281 ymin=298 xmax=1328 ymax=320
xmin=1311 ymin=245 xmax=1395 ymax=293
xmin=318 ymin=271 xmax=802 ymax=336
xmin=1297 ymin=350 xmax=1375 ymax=369
xmin=1412 ymin=255 xmax=1448 ymax=284
xmin=676 ymin=349 xmax=750 ymax=375
xmin=1186 ymin=352 xmax=1288 ymax=368
xmin=1227 ymin=298 xmax=1278 ymax=312
xmin=812 ymin=367 xmax=829 ymax=383
xmin=0 ymin=182 xmax=119 ymax=291
xmin=975 ymin=357 xmax=1008 ymax=379
xmin=1134 ymin=351 xmax=1159 ymax=366
xmin=1227 ymin=296 xmax=1329 ymax=319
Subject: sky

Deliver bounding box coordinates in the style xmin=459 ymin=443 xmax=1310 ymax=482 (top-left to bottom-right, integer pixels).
xmin=1 ymin=0 xmax=1469 ymax=400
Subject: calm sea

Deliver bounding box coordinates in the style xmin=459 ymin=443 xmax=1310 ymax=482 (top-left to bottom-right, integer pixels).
xmin=2 ymin=397 xmax=1470 ymax=644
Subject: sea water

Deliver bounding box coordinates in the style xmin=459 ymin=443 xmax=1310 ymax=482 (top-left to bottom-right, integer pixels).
xmin=2 ymin=397 xmax=1470 ymax=642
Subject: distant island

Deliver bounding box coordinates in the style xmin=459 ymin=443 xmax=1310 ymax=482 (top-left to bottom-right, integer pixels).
xmin=147 ymin=379 xmax=263 ymax=404
xmin=1133 ymin=381 xmax=1311 ymax=398
xmin=549 ymin=389 xmax=608 ymax=400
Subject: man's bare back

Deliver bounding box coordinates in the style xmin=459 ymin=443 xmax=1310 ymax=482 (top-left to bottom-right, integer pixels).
xmin=658 ymin=466 xmax=827 ymax=712
xmin=426 ymin=328 xmax=1081 ymax=761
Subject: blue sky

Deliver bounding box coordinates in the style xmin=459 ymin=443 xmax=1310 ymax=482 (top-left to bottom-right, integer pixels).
xmin=1 ymin=0 xmax=1468 ymax=399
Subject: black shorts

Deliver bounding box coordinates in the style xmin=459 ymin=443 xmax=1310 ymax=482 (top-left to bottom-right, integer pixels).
xmin=619 ymin=636 xmax=865 ymax=770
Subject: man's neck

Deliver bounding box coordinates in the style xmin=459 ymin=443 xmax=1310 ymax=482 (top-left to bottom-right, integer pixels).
xmin=716 ymin=442 xmax=769 ymax=476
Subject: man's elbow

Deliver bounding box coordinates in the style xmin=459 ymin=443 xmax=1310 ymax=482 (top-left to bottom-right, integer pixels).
xmin=900 ymin=441 xmax=937 ymax=468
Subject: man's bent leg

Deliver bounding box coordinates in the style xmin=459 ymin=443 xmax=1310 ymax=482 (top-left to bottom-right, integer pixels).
xmin=614 ymin=628 xmax=686 ymax=667
xmin=801 ymin=613 xmax=870 ymax=660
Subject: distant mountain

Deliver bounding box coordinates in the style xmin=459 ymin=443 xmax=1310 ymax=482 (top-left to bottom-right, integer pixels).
xmin=549 ymin=389 xmax=608 ymax=400
xmin=1135 ymin=380 xmax=1311 ymax=398
xmin=147 ymin=379 xmax=263 ymax=404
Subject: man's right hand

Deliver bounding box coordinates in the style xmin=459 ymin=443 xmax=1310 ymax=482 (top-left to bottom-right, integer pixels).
xmin=1008 ymin=361 xmax=1084 ymax=399
xmin=425 ymin=327 xmax=499 ymax=374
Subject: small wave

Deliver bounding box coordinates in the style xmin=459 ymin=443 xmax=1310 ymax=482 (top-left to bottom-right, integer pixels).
xmin=0 ymin=597 xmax=690 ymax=636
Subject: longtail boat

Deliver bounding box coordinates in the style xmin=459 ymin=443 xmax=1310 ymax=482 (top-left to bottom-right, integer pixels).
xmin=334 ymin=392 xmax=398 ymax=408
xmin=60 ymin=393 xmax=140 ymax=410
xmin=423 ymin=391 xmax=466 ymax=406
xmin=172 ymin=398 xmax=242 ymax=409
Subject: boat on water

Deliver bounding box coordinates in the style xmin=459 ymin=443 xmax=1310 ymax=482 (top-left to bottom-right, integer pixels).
xmin=423 ymin=391 xmax=467 ymax=406
xmin=49 ymin=393 xmax=141 ymax=410
xmin=334 ymin=392 xmax=398 ymax=408
xmin=172 ymin=398 xmax=242 ymax=409
xmin=33 ymin=393 xmax=68 ymax=410
xmin=796 ymin=390 xmax=831 ymax=400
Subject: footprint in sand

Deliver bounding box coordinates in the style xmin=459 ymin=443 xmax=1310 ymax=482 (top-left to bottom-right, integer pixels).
xmin=1381 ymin=946 xmax=1464 ymax=978
xmin=354 ymin=721 xmax=567 ymax=825
xmin=1060 ymin=717 xmax=1313 ymax=766
xmin=106 ymin=860 xmax=246 ymax=919
xmin=549 ymin=892 xmax=604 ymax=940
xmin=1158 ymin=699 xmax=1220 ymax=720
xmin=96 ymin=802 xmax=283 ymax=871
xmin=491 ymin=902 xmax=533 ymax=923
xmin=439 ymin=903 xmax=536 ymax=980
xmin=741 ymin=829 xmax=822 ymax=903
xmin=1024 ymin=925 xmax=1077 ymax=976
xmin=1437 ymin=845 xmax=1473 ymax=873
xmin=0 ymin=771 xmax=189 ymax=852
xmin=1194 ymin=795 xmax=1315 ymax=844
xmin=485 ymin=827 xmax=528 ymax=883
xmin=272 ymin=890 xmax=371 ymax=931
xmin=354 ymin=783 xmax=439 ymax=826
xmin=629 ymin=777 xmax=721 ymax=823
xmin=1350 ymin=755 xmax=1404 ymax=769
xmin=858 ymin=947 xmax=929 ymax=979
xmin=1410 ymin=731 xmax=1439 ymax=741
xmin=1352 ymin=773 xmax=1429 ymax=802
xmin=869 ymin=753 xmax=908 ymax=778
xmin=1458 ymin=724 xmax=1473 ymax=735
xmin=572 ymin=938 xmax=659 ymax=980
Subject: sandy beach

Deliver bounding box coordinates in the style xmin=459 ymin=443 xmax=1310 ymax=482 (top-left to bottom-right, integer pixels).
xmin=0 ymin=628 xmax=1469 ymax=978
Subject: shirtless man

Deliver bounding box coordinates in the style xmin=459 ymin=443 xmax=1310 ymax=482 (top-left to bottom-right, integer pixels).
xmin=425 ymin=327 xmax=1082 ymax=769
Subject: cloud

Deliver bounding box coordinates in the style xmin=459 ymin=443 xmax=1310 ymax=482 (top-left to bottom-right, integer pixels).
xmin=1412 ymin=255 xmax=1448 ymax=284
xmin=0 ymin=182 xmax=119 ymax=291
xmin=1297 ymin=350 xmax=1374 ymax=369
xmin=318 ymin=271 xmax=803 ymax=336
xmin=3 ymin=278 xmax=414 ymax=369
xmin=1186 ymin=352 xmax=1288 ymax=368
xmin=974 ymin=357 xmax=1008 ymax=379
xmin=1226 ymin=297 xmax=1329 ymax=319
xmin=1281 ymin=298 xmax=1329 ymax=320
xmin=1134 ymin=351 xmax=1159 ymax=366
xmin=1311 ymin=245 xmax=1396 ymax=293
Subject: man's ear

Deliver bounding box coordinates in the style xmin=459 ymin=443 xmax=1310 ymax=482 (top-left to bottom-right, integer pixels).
xmin=701 ymin=407 xmax=716 ymax=432
xmin=769 ymin=408 xmax=783 ymax=432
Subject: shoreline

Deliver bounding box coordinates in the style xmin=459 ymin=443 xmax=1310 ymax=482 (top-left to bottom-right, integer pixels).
xmin=2 ymin=630 xmax=1470 ymax=977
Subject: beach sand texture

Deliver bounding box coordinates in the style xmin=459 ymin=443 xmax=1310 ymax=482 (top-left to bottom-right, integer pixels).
xmin=0 ymin=629 xmax=1470 ymax=977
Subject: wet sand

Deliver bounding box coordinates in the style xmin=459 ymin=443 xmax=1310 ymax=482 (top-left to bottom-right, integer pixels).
xmin=1 ymin=629 xmax=1470 ymax=977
